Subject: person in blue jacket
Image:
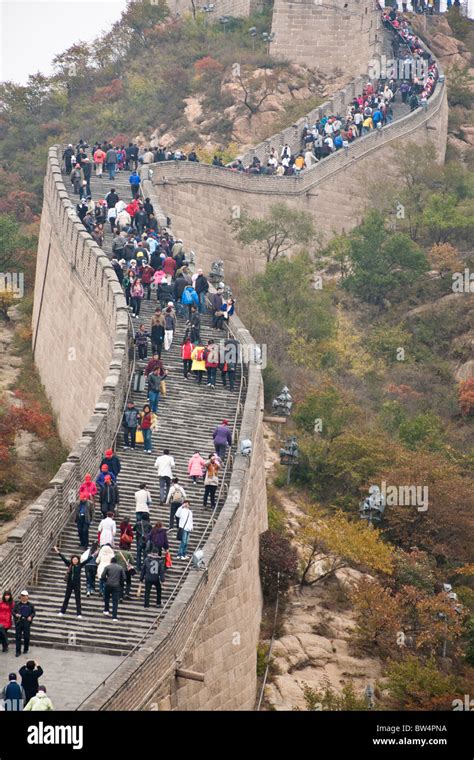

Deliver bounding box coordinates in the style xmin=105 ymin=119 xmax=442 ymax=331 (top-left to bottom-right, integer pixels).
xmin=181 ymin=285 xmax=199 ymax=320
xmin=129 ymin=171 xmax=141 ymax=199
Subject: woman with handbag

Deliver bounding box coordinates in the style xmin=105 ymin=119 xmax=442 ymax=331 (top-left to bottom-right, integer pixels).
xmin=53 ymin=546 xmax=87 ymax=618
xmin=119 ymin=519 xmax=134 ymax=550
xmin=139 ymin=404 xmax=153 ymax=454
xmin=175 ymin=501 xmax=194 ymax=561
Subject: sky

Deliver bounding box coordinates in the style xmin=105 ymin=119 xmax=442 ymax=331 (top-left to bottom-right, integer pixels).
xmin=0 ymin=0 xmax=127 ymax=84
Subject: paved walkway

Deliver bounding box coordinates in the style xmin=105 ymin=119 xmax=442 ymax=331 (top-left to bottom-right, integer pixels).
xmin=0 ymin=645 xmax=119 ymax=710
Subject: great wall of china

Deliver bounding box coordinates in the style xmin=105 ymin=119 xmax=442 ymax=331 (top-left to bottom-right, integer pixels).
xmin=0 ymin=1 xmax=448 ymax=710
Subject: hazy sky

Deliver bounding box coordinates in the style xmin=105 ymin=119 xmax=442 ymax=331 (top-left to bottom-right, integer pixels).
xmin=1 ymin=0 xmax=127 ymax=84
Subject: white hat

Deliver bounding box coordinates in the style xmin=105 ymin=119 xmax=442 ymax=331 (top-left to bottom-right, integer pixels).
xmin=20 ymin=590 xmax=29 ymax=596
xmin=167 ymin=301 xmax=174 ymax=306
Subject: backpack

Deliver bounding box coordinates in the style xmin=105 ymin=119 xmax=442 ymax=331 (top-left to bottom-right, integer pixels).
xmin=78 ymin=502 xmax=87 ymax=518
xmin=181 ymin=287 xmax=195 ymax=305
xmin=195 ymin=348 xmax=205 ymax=362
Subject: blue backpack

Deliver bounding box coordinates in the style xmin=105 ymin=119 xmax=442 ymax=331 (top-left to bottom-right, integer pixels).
xmin=181 ymin=287 xmax=196 ymax=305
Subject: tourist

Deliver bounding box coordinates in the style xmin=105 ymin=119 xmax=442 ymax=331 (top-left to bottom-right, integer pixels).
xmin=23 ymin=685 xmax=54 ymax=711
xmin=19 ymin=661 xmax=43 ymax=704
xmin=166 ymin=477 xmax=187 ymax=530
xmin=139 ymin=551 xmax=163 ymax=608
xmin=139 ymin=403 xmax=153 ymax=455
xmin=134 ymin=514 xmax=151 ymax=571
xmin=13 ymin=591 xmax=35 ymax=657
xmin=134 ymin=483 xmax=152 ymax=521
xmin=100 ymin=448 xmax=121 ymax=478
xmin=54 ymin=546 xmax=86 ymax=618
xmin=74 ymin=497 xmax=93 ymax=549
xmin=203 ymin=454 xmax=220 ymax=511
xmin=154 ymin=449 xmax=175 ymax=505
xmin=191 ymin=341 xmax=206 ymax=385
xmin=97 ymin=543 xmax=115 ymax=596
xmin=212 ymin=419 xmax=232 ymax=460
xmin=0 ymin=591 xmax=13 ymax=653
xmin=98 ymin=511 xmax=117 ymax=547
xmin=102 ymin=558 xmax=125 ymax=621
xmin=188 ymin=452 xmax=206 ymax=484
xmin=1 ymin=673 xmax=25 ymax=711
xmin=122 ymin=400 xmax=139 ymax=450
xmin=175 ymin=502 xmax=194 ymax=560
xmin=99 ymin=475 xmax=120 ymax=518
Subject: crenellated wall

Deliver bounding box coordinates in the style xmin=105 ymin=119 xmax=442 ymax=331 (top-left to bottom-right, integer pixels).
xmin=165 ymin=0 xmax=261 ymax=19
xmin=148 ymin=74 xmax=448 ymax=282
xmin=270 ymin=0 xmax=382 ymax=76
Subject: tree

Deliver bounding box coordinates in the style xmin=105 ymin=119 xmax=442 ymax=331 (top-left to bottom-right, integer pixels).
xmin=300 ymin=680 xmax=369 ymax=711
xmin=378 ymin=451 xmax=474 ymax=564
xmin=421 ymin=193 xmax=474 ymax=244
xmin=0 ymin=215 xmax=28 ymax=271
xmin=342 ymin=211 xmax=428 ymax=305
xmin=392 ymin=549 xmax=437 ymax=594
xmin=349 ymin=578 xmax=403 ymax=657
xmin=384 ymin=656 xmax=460 ymax=710
xmin=428 ymin=243 xmax=463 ymax=278
xmin=259 ymin=529 xmax=299 ymax=601
xmin=233 ymin=66 xmax=279 ymax=120
xmin=293 ymin=384 xmax=358 ymax=440
xmin=458 ymin=379 xmax=474 ymax=417
xmin=299 ymin=510 xmax=394 ymax=587
xmin=446 ymin=62 xmax=473 ymax=108
xmin=231 ymin=203 xmax=315 ymax=262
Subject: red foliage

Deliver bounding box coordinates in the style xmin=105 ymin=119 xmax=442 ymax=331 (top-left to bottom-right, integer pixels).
xmin=109 ymin=133 xmax=131 ymax=147
xmin=194 ymin=56 xmax=224 ymax=77
xmin=0 ymin=190 xmax=37 ymax=222
xmin=11 ymin=391 xmax=54 ymax=439
xmin=91 ymin=79 xmax=123 ymax=103
xmin=260 ymin=529 xmax=299 ymax=601
xmin=458 ymin=378 xmax=474 ymax=417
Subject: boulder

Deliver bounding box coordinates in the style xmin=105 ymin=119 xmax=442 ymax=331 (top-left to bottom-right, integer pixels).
xmin=455 ymin=359 xmax=474 ymax=383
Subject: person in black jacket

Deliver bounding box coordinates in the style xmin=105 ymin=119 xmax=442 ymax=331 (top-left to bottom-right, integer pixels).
xmin=54 ymin=546 xmax=87 ymax=618
xmin=100 ymin=448 xmax=121 ymax=478
xmin=99 ymin=476 xmax=120 ymax=518
xmin=102 ymin=558 xmax=125 ymax=620
xmin=194 ymin=270 xmax=209 ymax=314
xmin=19 ymin=661 xmax=43 ymax=704
xmin=140 ymin=551 xmax=163 ymax=608
xmin=74 ymin=498 xmax=94 ymax=548
xmin=13 ymin=591 xmax=36 ymax=657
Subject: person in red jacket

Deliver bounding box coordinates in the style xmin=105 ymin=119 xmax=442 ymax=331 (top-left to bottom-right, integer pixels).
xmin=79 ymin=473 xmax=97 ymax=502
xmin=139 ymin=403 xmax=153 ymax=454
xmin=162 ymin=255 xmax=176 ymax=279
xmin=141 ymin=263 xmax=154 ymax=300
xmin=0 ymin=590 xmax=14 ymax=652
xmin=181 ymin=333 xmax=194 ymax=379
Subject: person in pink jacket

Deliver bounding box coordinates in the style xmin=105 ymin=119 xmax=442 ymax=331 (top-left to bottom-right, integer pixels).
xmin=188 ymin=451 xmax=206 ymax=484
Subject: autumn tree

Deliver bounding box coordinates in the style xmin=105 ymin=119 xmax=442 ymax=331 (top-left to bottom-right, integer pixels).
xmin=428 ymin=243 xmax=463 ymax=278
xmin=300 ymin=680 xmax=369 ymax=711
xmin=458 ymin=379 xmax=474 ymax=417
xmin=349 ymin=578 xmax=403 ymax=658
xmin=299 ymin=510 xmax=394 ymax=587
xmin=377 ymin=451 xmax=474 ymax=564
xmin=384 ymin=656 xmax=460 ymax=710
xmin=259 ymin=529 xmax=299 ymax=601
xmin=231 ymin=203 xmax=316 ymax=262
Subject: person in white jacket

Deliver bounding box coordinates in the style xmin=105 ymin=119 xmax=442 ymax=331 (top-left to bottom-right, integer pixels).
xmin=135 ymin=483 xmax=152 ymax=520
xmin=154 ymin=449 xmax=175 ymax=504
xmin=175 ymin=501 xmax=193 ymax=560
xmin=98 ymin=512 xmax=116 ymax=547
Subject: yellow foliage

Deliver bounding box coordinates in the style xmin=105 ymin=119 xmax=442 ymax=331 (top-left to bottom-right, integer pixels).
xmin=300 ymin=508 xmax=394 ymax=576
xmin=195 ymin=142 xmax=239 ymax=165
xmin=318 ymin=309 xmax=384 ymax=377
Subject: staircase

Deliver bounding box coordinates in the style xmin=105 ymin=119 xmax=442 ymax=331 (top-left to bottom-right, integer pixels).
xmin=27 ymin=165 xmax=244 ymax=656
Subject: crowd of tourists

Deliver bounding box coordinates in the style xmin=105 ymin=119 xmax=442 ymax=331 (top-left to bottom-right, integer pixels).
xmin=0 ymin=140 xmax=239 ymax=648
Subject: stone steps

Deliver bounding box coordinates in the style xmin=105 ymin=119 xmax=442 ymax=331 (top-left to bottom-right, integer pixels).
xmin=26 ymin=165 xmax=245 ymax=656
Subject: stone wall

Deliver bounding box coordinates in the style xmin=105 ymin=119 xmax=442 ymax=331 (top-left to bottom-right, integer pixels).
xmin=148 ymin=76 xmax=448 ymax=282
xmin=0 ymin=147 xmax=130 ymax=595
xmin=270 ymin=0 xmax=382 ymax=76
xmin=78 ymin=320 xmax=268 ymax=711
xmin=165 ymin=0 xmax=259 ymax=19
